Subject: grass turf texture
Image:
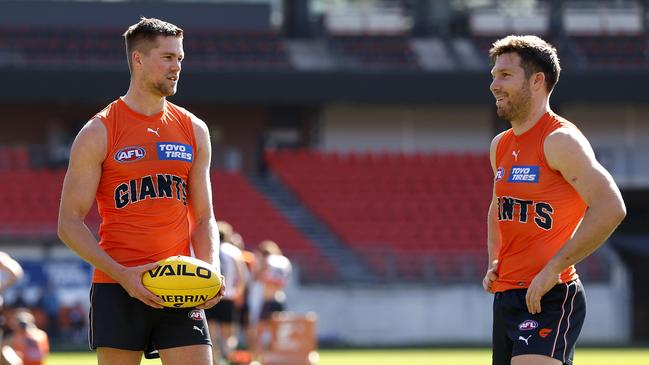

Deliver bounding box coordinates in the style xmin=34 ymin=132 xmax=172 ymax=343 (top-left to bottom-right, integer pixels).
xmin=47 ymin=348 xmax=649 ymax=365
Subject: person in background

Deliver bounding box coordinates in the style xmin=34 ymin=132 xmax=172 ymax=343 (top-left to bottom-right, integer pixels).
xmin=7 ymin=309 xmax=49 ymax=365
xmin=252 ymin=240 xmax=292 ymax=356
xmin=206 ymin=221 xmax=247 ymax=365
xmin=230 ymin=232 xmax=255 ymax=351
xmin=35 ymin=281 xmax=59 ymax=343
xmin=0 ymin=252 xmax=24 ymax=365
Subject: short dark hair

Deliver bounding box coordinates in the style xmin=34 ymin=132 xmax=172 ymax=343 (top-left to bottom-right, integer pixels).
xmin=123 ymin=17 xmax=183 ymax=72
xmin=489 ymin=35 xmax=561 ymax=93
xmin=258 ymin=240 xmax=282 ymax=256
xmin=216 ymin=221 xmax=233 ymax=243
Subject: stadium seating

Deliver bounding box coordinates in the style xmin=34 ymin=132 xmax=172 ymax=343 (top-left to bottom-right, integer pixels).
xmin=184 ymin=29 xmax=292 ymax=70
xmin=211 ymin=170 xmax=336 ymax=282
xmin=0 ymin=169 xmax=75 ymax=238
xmin=0 ymin=27 xmax=292 ymax=70
xmin=571 ymin=35 xmax=649 ymax=69
xmin=0 ymin=27 xmax=122 ymax=69
xmin=266 ymin=150 xmax=492 ymax=281
xmin=328 ymin=34 xmax=421 ymax=70
xmin=473 ymin=34 xmax=649 ymax=71
xmin=0 ymin=146 xmax=30 ymax=171
xmin=472 ymin=35 xmax=579 ymax=69
xmin=2 ymin=25 xmax=647 ymax=72
xmin=0 ymin=166 xmax=333 ymax=282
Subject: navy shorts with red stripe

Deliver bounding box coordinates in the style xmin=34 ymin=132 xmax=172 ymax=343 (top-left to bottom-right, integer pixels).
xmin=492 ymin=279 xmax=586 ymax=365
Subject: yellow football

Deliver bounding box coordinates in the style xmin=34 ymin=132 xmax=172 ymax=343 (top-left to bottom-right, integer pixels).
xmin=142 ymin=255 xmax=221 ymax=308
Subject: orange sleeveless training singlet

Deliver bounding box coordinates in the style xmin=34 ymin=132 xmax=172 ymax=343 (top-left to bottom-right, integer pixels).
xmin=93 ymin=98 xmax=196 ymax=283
xmin=492 ymin=112 xmax=587 ymax=292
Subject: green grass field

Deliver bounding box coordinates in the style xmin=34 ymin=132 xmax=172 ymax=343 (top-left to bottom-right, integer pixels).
xmin=46 ymin=348 xmax=649 ymax=365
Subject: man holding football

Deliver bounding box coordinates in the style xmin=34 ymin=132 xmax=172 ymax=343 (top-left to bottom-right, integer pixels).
xmin=58 ymin=17 xmax=224 ymax=365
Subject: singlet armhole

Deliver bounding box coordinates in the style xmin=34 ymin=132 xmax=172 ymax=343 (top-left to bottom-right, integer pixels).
xmin=539 ymin=126 xmax=568 ymax=178
xmin=168 ymin=102 xmax=199 ymax=158
xmin=187 ymin=115 xmax=198 ymax=156
xmin=494 ymin=130 xmax=511 ymax=167
xmin=95 ymin=115 xmax=112 ymax=164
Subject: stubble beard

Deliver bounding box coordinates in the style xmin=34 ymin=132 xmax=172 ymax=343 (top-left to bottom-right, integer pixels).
xmin=152 ymin=81 xmax=177 ymax=97
xmin=497 ymin=83 xmax=531 ymax=124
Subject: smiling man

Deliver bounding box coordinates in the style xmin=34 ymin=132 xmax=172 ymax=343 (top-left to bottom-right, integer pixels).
xmin=483 ymin=35 xmax=626 ymax=365
xmin=58 ymin=18 xmax=224 ymax=365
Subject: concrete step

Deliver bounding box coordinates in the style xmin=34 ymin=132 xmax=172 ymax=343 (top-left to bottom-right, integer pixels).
xmin=248 ymin=174 xmax=377 ymax=283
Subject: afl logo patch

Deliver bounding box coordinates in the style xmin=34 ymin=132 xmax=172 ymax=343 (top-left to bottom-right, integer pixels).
xmin=114 ymin=146 xmax=145 ymax=163
xmin=495 ymin=167 xmax=505 ymax=181
xmin=188 ymin=309 xmax=205 ymax=321
xmin=518 ymin=320 xmax=538 ymax=331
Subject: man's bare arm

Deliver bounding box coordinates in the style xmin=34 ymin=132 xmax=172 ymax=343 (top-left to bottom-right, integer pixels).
xmin=525 ymin=127 xmax=626 ymax=313
xmin=544 ymin=128 xmax=626 ymax=270
xmin=57 ymin=118 xmax=162 ymax=308
xmin=187 ymin=117 xmax=224 ymax=309
xmin=484 ymin=131 xmax=506 ymax=293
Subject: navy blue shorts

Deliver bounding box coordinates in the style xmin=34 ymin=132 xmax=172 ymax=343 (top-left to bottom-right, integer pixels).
xmin=89 ymin=283 xmax=211 ymax=359
xmin=260 ymin=300 xmax=284 ymax=321
xmin=492 ymin=280 xmax=586 ymax=365
xmin=239 ymin=299 xmax=250 ymax=328
xmin=205 ymin=298 xmax=237 ymax=324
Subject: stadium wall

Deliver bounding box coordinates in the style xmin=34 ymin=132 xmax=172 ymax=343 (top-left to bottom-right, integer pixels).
xmin=0 ymin=103 xmax=269 ymax=173
xmin=316 ymin=104 xmax=649 ymax=187
xmin=562 ymin=104 xmax=649 ymax=188
xmin=287 ymin=255 xmax=631 ymax=345
xmin=0 ymin=104 xmax=99 ymax=144
xmin=2 ymin=245 xmax=632 ymax=346
xmin=319 ymin=104 xmax=492 ymax=152
xmin=7 ymin=70 xmax=649 ymax=105
xmin=191 ymin=104 xmax=268 ymax=173
xmin=0 ymin=1 xmax=271 ymax=30
xmin=3 ymin=102 xmax=647 ymax=183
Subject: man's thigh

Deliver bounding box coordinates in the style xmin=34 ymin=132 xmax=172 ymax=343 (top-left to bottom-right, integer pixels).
xmin=92 ymin=283 xmax=211 ymax=357
xmin=159 ymin=344 xmax=212 ymax=365
xmin=512 ymin=354 xmax=561 ymax=365
xmin=90 ymin=283 xmax=152 ymax=351
xmin=97 ymin=348 xmax=143 ymax=365
xmin=151 ymin=307 xmax=211 ymax=351
xmin=492 ymin=292 xmax=513 ymax=365
xmin=509 ymin=281 xmax=586 ymax=364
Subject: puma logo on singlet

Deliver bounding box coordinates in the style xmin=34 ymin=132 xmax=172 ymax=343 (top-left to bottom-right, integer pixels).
xmin=147 ymin=127 xmax=160 ymax=137
xmin=497 ymin=196 xmax=554 ymax=230
xmin=193 ymin=325 xmax=204 ymax=335
xmin=518 ymin=335 xmax=531 ymax=345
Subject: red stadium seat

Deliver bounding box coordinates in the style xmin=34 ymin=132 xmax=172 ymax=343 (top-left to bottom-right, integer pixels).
xmin=211 ymin=170 xmax=337 ymax=282
xmin=0 ymin=26 xmax=292 ymax=71
xmin=266 ymin=150 xmax=491 ymax=281
xmin=0 ymin=167 xmax=335 ymax=282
